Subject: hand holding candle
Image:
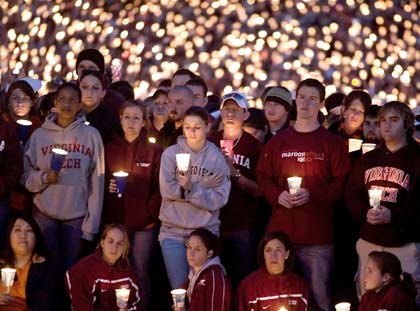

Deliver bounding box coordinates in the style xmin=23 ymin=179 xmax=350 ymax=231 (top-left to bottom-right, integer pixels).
xmin=113 ymin=171 xmax=129 ymax=198
xmin=1 ymin=268 xmax=16 ymax=294
xmin=16 ymin=119 xmax=32 ymax=144
xmin=368 ymin=188 xmax=382 ymax=209
xmin=176 ymin=153 xmax=190 ymax=172
xmin=171 ymin=288 xmax=186 ymax=310
xmin=115 ymin=287 xmax=130 ymax=310
xmin=50 ymin=148 xmax=68 ymax=172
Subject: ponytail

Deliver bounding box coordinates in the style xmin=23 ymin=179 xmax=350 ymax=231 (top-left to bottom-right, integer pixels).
xmin=400 ymin=271 xmax=417 ymax=299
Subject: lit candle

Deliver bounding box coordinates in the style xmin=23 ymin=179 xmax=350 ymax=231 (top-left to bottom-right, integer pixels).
xmin=171 ymin=288 xmax=186 ymax=309
xmin=278 ymin=307 xmax=288 ymax=311
xmin=175 ymin=153 xmax=190 ymax=172
xmin=51 ymin=148 xmax=68 ymax=172
xmin=368 ymin=188 xmax=382 ymax=209
xmin=1 ymin=268 xmax=16 ymax=293
xmin=113 ymin=171 xmax=129 ymax=198
xmin=115 ymin=287 xmax=130 ymax=309
xmin=335 ymin=302 xmax=351 ymax=311
xmin=287 ymin=176 xmax=302 ymax=195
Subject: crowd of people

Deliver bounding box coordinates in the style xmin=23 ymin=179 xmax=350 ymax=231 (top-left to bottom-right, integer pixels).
xmin=0 ymin=44 xmax=419 ymax=311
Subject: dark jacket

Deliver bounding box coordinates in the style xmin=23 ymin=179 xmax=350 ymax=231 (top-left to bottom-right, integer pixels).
xmin=104 ymin=129 xmax=162 ymax=231
xmin=85 ymin=102 xmax=123 ymax=144
xmin=156 ymin=120 xmax=183 ymax=149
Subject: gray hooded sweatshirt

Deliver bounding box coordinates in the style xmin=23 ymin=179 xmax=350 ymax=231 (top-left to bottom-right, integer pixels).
xmin=159 ymin=136 xmax=231 ymax=241
xmin=23 ymin=113 xmax=105 ymax=241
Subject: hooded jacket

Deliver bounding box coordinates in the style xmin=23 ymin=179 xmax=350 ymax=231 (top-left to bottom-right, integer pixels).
xmin=159 ymin=136 xmax=231 ymax=241
xmin=104 ymin=129 xmax=162 ymax=231
xmin=184 ymin=256 xmax=231 ymax=311
xmin=23 ymin=113 xmax=105 ymax=241
xmin=237 ymin=268 xmax=309 ymax=311
xmin=65 ymin=249 xmax=141 ymax=311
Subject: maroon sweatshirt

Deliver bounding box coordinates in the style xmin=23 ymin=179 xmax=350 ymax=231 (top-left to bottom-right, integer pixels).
xmin=257 ymin=126 xmax=351 ymax=244
xmin=0 ymin=120 xmax=22 ymax=200
xmin=345 ymin=143 xmax=420 ymax=247
xmin=358 ymin=282 xmax=416 ymax=311
xmin=237 ymin=268 xmax=309 ymax=311
xmin=210 ymin=131 xmax=263 ymax=232
xmin=104 ymin=129 xmax=162 ymax=231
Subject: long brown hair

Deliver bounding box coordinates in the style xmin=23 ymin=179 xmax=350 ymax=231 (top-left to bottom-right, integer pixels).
xmin=99 ymin=224 xmax=130 ymax=269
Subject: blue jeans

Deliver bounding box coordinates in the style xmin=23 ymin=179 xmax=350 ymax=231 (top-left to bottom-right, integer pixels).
xmin=0 ymin=199 xmax=10 ymax=251
xmin=160 ymin=238 xmax=189 ymax=289
xmin=33 ymin=208 xmax=83 ymax=273
xmin=130 ymin=227 xmax=157 ymax=311
xmin=220 ymin=230 xmax=258 ymax=289
xmin=295 ymin=244 xmax=334 ymax=311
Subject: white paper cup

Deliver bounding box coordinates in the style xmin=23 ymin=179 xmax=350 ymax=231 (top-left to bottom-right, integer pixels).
xmin=115 ymin=288 xmax=130 ymax=308
xmin=176 ymin=153 xmax=190 ymax=172
xmin=361 ymin=143 xmax=376 ymax=154
xmin=368 ymin=188 xmax=382 ymax=209
xmin=171 ymin=288 xmax=186 ymax=308
xmin=287 ymin=177 xmax=302 ymax=195
xmin=335 ymin=302 xmax=351 ymax=311
xmin=348 ymin=138 xmax=363 ymax=153
xmin=1 ymin=268 xmax=16 ymax=288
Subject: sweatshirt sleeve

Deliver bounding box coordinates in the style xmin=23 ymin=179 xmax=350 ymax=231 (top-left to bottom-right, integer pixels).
xmin=256 ymin=141 xmax=284 ymax=206
xmin=144 ymin=146 xmax=163 ymax=225
xmin=184 ymin=155 xmax=231 ymax=211
xmin=196 ymin=269 xmax=230 ymax=311
xmin=81 ymin=132 xmax=105 ymax=241
xmin=22 ymin=132 xmax=50 ymax=193
xmin=0 ymin=124 xmax=23 ymax=197
xmin=345 ymin=157 xmax=370 ymax=221
xmin=65 ymin=267 xmax=95 ymax=311
xmin=159 ymin=148 xmax=184 ymax=201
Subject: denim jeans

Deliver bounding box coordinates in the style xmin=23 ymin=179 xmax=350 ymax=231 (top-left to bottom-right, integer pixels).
xmin=295 ymin=244 xmax=334 ymax=311
xmin=130 ymin=227 xmax=157 ymax=311
xmin=160 ymin=238 xmax=189 ymax=289
xmin=0 ymin=199 xmax=10 ymax=251
xmin=33 ymin=208 xmax=83 ymax=273
xmin=220 ymin=230 xmax=258 ymax=289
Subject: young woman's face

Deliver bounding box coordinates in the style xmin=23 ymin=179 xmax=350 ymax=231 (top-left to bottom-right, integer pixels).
xmin=344 ymin=99 xmax=365 ymax=131
xmin=79 ymin=75 xmax=106 ymax=110
xmin=263 ymin=239 xmax=289 ymax=275
xmin=152 ymin=94 xmax=169 ymax=120
xmin=101 ymin=228 xmax=126 ymax=266
xmin=10 ymin=218 xmax=36 ymax=256
xmin=183 ymin=115 xmax=208 ymax=145
xmin=120 ymin=106 xmax=145 ymax=138
xmin=186 ymin=235 xmax=212 ymax=271
xmin=54 ymin=87 xmax=81 ymax=121
xmin=364 ymin=258 xmax=387 ymax=290
xmin=9 ymin=88 xmax=33 ymax=118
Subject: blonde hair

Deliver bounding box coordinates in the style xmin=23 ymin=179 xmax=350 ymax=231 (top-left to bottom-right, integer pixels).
xmin=99 ymin=224 xmax=130 ymax=265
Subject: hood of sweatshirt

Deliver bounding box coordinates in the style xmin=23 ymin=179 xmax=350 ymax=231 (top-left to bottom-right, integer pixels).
xmin=42 ymin=112 xmax=87 ymax=132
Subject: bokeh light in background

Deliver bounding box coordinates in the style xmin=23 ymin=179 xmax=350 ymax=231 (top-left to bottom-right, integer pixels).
xmin=0 ymin=0 xmax=419 ymax=108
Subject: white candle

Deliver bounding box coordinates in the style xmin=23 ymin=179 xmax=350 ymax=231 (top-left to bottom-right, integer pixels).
xmin=1 ymin=268 xmax=16 ymax=293
xmin=115 ymin=288 xmax=130 ymax=309
xmin=287 ymin=176 xmax=302 ymax=195
xmin=368 ymin=188 xmax=382 ymax=209
xmin=176 ymin=153 xmax=190 ymax=172
xmin=171 ymin=288 xmax=186 ymax=308
xmin=361 ymin=143 xmax=376 ymax=154
xmin=348 ymin=138 xmax=363 ymax=152
xmin=335 ymin=302 xmax=351 ymax=311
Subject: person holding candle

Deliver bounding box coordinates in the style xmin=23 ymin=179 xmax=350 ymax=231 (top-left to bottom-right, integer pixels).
xmin=78 ymin=69 xmax=123 ymax=144
xmin=0 ymin=212 xmax=58 ymax=311
xmin=103 ymin=100 xmax=162 ymax=311
xmin=345 ymin=101 xmax=420 ymax=304
xmin=181 ymin=228 xmax=230 ymax=311
xmin=358 ymin=251 xmax=416 ymax=311
xmin=257 ymin=79 xmax=351 ymax=311
xmin=22 ymin=82 xmax=105 ymax=273
xmin=159 ymin=106 xmax=231 ymax=289
xmin=66 ymin=224 xmax=140 ymax=311
xmin=236 ymin=231 xmax=309 ymax=311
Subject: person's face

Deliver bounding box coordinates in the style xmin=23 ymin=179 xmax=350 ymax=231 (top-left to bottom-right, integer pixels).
xmin=379 ymin=109 xmax=406 ymax=144
xmin=363 ymin=116 xmax=381 ymax=143
xmin=10 ymin=218 xmax=36 ymax=256
xmin=264 ymin=101 xmax=287 ymax=123
xmin=187 ymin=85 xmax=207 ymax=108
xmin=243 ymin=125 xmax=266 ymax=143
xmin=172 ymin=74 xmax=191 ymax=87
xmin=9 ymin=88 xmax=32 ymax=118
xmin=264 ymin=239 xmax=289 ymax=275
xmin=221 ymin=101 xmax=249 ymax=129
xmin=76 ymin=60 xmax=100 ymax=77
xmin=152 ymin=94 xmax=169 ymax=120
xmin=183 ymin=115 xmax=208 ymax=145
xmin=186 ymin=235 xmax=213 ymax=271
xmin=364 ymin=258 xmax=389 ymax=291
xmin=167 ymin=90 xmax=193 ymax=122
xmin=344 ymin=99 xmax=365 ymax=131
xmin=54 ymin=87 xmax=81 ymax=121
xmin=295 ymin=86 xmax=322 ymax=121
xmin=121 ymin=106 xmax=145 ymax=138
xmin=101 ymin=228 xmax=126 ymax=266
xmin=79 ymin=75 xmax=106 ymax=109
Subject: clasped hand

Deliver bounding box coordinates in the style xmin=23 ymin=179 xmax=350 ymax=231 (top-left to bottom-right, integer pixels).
xmin=278 ymin=189 xmax=310 ymax=208
xmin=366 ymin=205 xmax=391 ymax=225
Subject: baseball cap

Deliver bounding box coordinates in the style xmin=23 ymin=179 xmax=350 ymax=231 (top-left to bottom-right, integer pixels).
xmin=221 ymin=91 xmax=248 ymax=110
xmin=264 ymin=87 xmax=293 ymax=111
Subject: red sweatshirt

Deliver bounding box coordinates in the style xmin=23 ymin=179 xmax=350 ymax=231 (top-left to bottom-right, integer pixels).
xmin=184 ymin=259 xmax=231 ymax=311
xmin=358 ymin=282 xmax=416 ymax=311
xmin=66 ymin=250 xmax=141 ymax=311
xmin=257 ymin=126 xmax=351 ymax=244
xmin=104 ymin=129 xmax=163 ymax=231
xmin=345 ymin=143 xmax=420 ymax=246
xmin=237 ymin=268 xmax=308 ymax=311
xmin=0 ymin=120 xmax=22 ymax=200
xmin=209 ymin=131 xmax=263 ymax=232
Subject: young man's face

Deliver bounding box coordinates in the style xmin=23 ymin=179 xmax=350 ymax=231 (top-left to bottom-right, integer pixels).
xmin=187 ymin=85 xmax=207 ymax=108
xmin=363 ymin=116 xmax=381 ymax=143
xmin=167 ymin=89 xmax=193 ymax=122
xmin=221 ymin=101 xmax=248 ymax=128
xmin=379 ymin=109 xmax=406 ymax=144
xmin=264 ymin=101 xmax=287 ymax=124
xmin=295 ymin=86 xmax=322 ymax=121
